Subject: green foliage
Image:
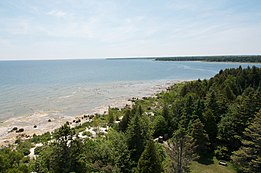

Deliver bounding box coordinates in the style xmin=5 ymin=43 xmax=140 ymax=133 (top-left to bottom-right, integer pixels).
xmin=215 ymin=146 xmax=230 ymax=160
xmin=126 ymin=114 xmax=150 ymax=162
xmin=218 ymin=87 xmax=261 ymax=154
xmin=189 ymin=118 xmax=209 ymax=156
xmin=136 ymin=140 xmax=163 ymax=173
xmin=91 ymin=130 xmax=132 ymax=172
xmin=203 ymin=109 xmax=217 ymax=146
xmin=30 ymin=132 xmax=51 ymax=143
xmin=231 ymin=109 xmax=261 ymax=173
xmin=108 ymin=107 xmax=115 ymax=126
xmin=152 ymin=115 xmax=167 ymax=138
xmin=0 ymin=148 xmax=29 ymax=173
xmin=31 ymin=124 xmax=87 ymax=173
xmin=16 ymin=140 xmax=33 ymax=156
xmin=82 ymin=131 xmax=92 ymax=137
xmin=119 ymin=109 xmax=131 ymax=132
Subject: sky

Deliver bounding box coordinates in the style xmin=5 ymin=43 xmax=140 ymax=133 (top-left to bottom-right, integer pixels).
xmin=0 ymin=0 xmax=261 ymax=60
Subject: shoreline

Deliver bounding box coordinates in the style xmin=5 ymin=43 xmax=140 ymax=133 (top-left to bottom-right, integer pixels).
xmin=0 ymin=79 xmax=184 ymax=147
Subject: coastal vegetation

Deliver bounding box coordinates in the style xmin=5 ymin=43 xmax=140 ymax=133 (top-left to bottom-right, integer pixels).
xmin=108 ymin=55 xmax=261 ymax=63
xmin=0 ymin=66 xmax=260 ymax=173
xmin=154 ymin=55 xmax=261 ymax=63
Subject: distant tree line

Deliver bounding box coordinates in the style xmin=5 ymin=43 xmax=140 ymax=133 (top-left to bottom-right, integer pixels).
xmin=155 ymin=55 xmax=261 ymax=63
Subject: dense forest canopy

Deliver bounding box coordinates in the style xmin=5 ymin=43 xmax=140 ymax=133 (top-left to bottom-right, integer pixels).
xmin=0 ymin=66 xmax=260 ymax=173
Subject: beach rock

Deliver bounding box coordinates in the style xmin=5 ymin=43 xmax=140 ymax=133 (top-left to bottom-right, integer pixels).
xmin=34 ymin=125 xmax=37 ymax=128
xmin=9 ymin=127 xmax=18 ymax=133
xmin=16 ymin=128 xmax=24 ymax=133
xmin=48 ymin=119 xmax=51 ymax=122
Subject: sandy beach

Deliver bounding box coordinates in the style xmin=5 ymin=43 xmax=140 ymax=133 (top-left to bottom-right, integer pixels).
xmin=0 ymin=80 xmax=182 ymax=147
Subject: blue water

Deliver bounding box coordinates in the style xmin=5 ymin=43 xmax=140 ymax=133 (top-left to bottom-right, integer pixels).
xmin=0 ymin=59 xmax=260 ymax=121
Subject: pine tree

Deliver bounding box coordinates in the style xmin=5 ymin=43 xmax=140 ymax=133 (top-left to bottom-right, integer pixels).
xmin=189 ymin=118 xmax=209 ymax=156
xmin=203 ymin=109 xmax=217 ymax=147
xmin=153 ymin=115 xmax=167 ymax=137
xmin=232 ymin=110 xmax=261 ymax=173
xmin=126 ymin=114 xmax=147 ymax=162
xmin=138 ymin=105 xmax=143 ymax=116
xmin=119 ymin=109 xmax=131 ymax=132
xmin=108 ymin=107 xmax=114 ymax=126
xmin=206 ymin=91 xmax=220 ymax=121
xmin=194 ymin=99 xmax=205 ymax=123
xmin=136 ymin=140 xmax=162 ymax=173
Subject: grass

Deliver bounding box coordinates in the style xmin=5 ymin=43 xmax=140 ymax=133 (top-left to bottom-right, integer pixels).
xmin=190 ymin=154 xmax=237 ymax=173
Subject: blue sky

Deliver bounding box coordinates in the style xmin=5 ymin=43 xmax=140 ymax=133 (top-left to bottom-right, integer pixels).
xmin=0 ymin=0 xmax=261 ymax=60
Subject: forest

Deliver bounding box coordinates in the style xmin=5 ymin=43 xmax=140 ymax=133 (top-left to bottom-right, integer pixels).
xmin=0 ymin=66 xmax=260 ymax=173
xmin=154 ymin=55 xmax=261 ymax=63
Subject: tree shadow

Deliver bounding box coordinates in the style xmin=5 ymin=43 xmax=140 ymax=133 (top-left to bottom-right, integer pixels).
xmin=197 ymin=152 xmax=214 ymax=165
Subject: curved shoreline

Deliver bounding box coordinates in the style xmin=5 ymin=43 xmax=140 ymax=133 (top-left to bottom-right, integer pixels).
xmin=0 ymin=80 xmax=184 ymax=147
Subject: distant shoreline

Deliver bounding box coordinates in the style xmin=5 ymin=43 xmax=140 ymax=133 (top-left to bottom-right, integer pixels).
xmin=107 ymin=55 xmax=261 ymax=63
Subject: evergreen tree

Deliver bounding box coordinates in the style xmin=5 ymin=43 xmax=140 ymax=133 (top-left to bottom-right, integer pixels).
xmin=162 ymin=104 xmax=173 ymax=137
xmin=206 ymin=91 xmax=220 ymax=122
xmin=189 ymin=118 xmax=209 ymax=156
xmin=136 ymin=140 xmax=162 ymax=173
xmin=90 ymin=130 xmax=132 ymax=173
xmin=194 ymin=99 xmax=205 ymax=123
xmin=108 ymin=107 xmax=114 ymax=127
xmin=119 ymin=109 xmax=131 ymax=132
xmin=218 ymin=87 xmax=261 ymax=153
xmin=203 ymin=109 xmax=217 ymax=147
xmin=138 ymin=105 xmax=143 ymax=116
xmin=232 ymin=110 xmax=261 ymax=173
xmin=153 ymin=115 xmax=167 ymax=138
xmin=126 ymin=114 xmax=148 ymax=162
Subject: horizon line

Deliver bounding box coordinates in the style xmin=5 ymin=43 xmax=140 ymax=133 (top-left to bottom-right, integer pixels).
xmin=0 ymin=54 xmax=260 ymax=61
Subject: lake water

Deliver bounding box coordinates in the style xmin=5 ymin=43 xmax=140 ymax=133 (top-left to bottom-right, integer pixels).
xmin=0 ymin=59 xmax=260 ymax=121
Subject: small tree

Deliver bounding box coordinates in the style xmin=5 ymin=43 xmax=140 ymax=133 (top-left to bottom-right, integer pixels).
xmin=136 ymin=140 xmax=162 ymax=173
xmin=108 ymin=107 xmax=114 ymax=127
xmin=119 ymin=109 xmax=131 ymax=132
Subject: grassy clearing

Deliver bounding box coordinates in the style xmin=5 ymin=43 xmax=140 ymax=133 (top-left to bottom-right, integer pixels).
xmin=191 ymin=156 xmax=236 ymax=173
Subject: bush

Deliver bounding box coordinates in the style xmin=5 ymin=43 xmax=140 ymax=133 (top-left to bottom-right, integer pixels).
xmin=82 ymin=131 xmax=92 ymax=137
xmin=16 ymin=140 xmax=33 ymax=156
xmin=30 ymin=132 xmax=51 ymax=143
xmin=215 ymin=146 xmax=230 ymax=160
xmin=34 ymin=146 xmax=44 ymax=155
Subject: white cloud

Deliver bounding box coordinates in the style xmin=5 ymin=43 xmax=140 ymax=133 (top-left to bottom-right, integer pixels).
xmin=47 ymin=10 xmax=67 ymax=17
